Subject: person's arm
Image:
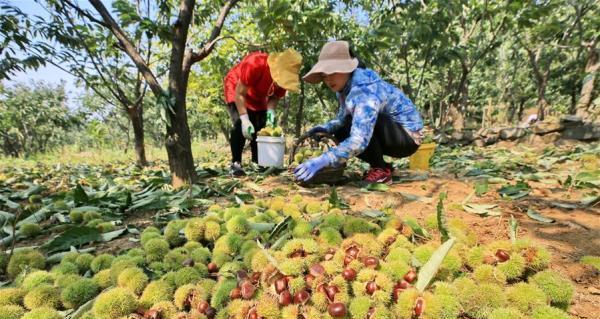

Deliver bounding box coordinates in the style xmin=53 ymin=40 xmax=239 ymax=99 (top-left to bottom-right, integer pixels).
xmin=234 ymin=82 xmax=249 ymax=115
xmin=320 ymin=103 xmax=347 ymax=133
xmin=322 ymin=95 xmax=379 ymax=166
xmin=266 ymin=96 xmax=280 ymax=110
xmin=235 ymin=82 xmax=255 ymax=139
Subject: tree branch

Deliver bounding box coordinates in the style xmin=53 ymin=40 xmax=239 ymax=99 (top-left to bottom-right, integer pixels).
xmin=190 ymin=0 xmax=240 ymax=63
xmin=88 ymin=0 xmax=163 ymax=97
xmin=62 ymin=0 xmax=109 ymax=28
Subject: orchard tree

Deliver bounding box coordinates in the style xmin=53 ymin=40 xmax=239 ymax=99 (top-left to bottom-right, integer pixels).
xmin=0 ymin=1 xmax=46 ymax=79
xmin=0 ymin=81 xmax=80 ymax=157
xmin=37 ymin=0 xmax=160 ymax=166
xmin=59 ymin=0 xmax=240 ymax=186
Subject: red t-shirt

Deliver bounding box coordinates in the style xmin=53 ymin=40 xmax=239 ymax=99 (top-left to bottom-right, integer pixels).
xmin=224 ymin=52 xmax=286 ymax=111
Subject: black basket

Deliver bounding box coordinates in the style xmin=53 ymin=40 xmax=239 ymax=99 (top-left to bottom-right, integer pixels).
xmin=289 ymin=132 xmax=346 ymax=185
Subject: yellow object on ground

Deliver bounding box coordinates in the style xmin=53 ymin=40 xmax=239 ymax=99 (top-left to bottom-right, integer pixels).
xmin=409 ymin=143 xmax=436 ymax=171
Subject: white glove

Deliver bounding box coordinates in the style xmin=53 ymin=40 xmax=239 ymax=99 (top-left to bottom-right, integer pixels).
xmin=240 ymin=114 xmax=254 ymax=140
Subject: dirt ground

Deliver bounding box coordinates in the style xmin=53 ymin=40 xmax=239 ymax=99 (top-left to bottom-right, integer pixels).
xmin=252 ymin=168 xmax=600 ymax=318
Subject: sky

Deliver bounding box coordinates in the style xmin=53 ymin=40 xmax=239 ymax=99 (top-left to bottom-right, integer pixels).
xmin=3 ymin=0 xmax=114 ymax=99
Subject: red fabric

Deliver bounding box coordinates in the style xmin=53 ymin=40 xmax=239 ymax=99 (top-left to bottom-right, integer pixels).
xmin=224 ymin=52 xmax=286 ymax=111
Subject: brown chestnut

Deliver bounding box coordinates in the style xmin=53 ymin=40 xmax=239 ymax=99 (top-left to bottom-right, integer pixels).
xmin=414 ymin=297 xmax=424 ymax=317
xmin=403 ymin=270 xmax=417 ymax=283
xmin=293 ymin=290 xmax=310 ymax=304
xmin=395 ymin=280 xmax=410 ymax=289
xmin=207 ymin=262 xmax=218 ymax=273
xmin=144 ymin=309 xmax=160 ymax=319
xmin=343 ymin=255 xmax=354 ymax=266
xmin=229 ymin=287 xmax=241 ymax=299
xmin=205 ymin=306 xmax=216 ymax=319
xmin=363 ymin=256 xmax=379 ymax=268
xmin=495 ymin=249 xmax=510 ymax=262
xmin=240 ymin=280 xmax=255 ymax=299
xmin=342 ymin=268 xmax=356 ymax=281
xmin=275 ymin=277 xmax=288 ymax=293
xmin=346 ymin=246 xmax=359 ymax=258
xmin=309 ymin=263 xmax=325 ymax=277
xmin=392 ymin=286 xmax=403 ymax=302
xmin=278 ymin=290 xmax=292 ymax=306
xmin=197 ymin=300 xmax=209 ymax=313
xmin=325 ymin=285 xmax=339 ymax=302
xmin=327 ymin=302 xmax=347 ymax=317
xmin=247 ymin=308 xmax=258 ymax=319
xmin=365 ymin=281 xmax=378 ymax=295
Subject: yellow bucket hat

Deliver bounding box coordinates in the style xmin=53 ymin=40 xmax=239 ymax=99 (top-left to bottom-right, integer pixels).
xmin=267 ymin=48 xmax=302 ymax=93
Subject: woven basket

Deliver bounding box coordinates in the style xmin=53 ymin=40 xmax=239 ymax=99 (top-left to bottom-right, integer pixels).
xmin=289 ymin=132 xmax=346 ymax=185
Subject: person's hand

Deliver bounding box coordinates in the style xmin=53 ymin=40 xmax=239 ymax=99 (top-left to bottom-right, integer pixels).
xmin=266 ymin=108 xmax=276 ymax=127
xmin=294 ymin=155 xmax=329 ymax=182
xmin=307 ymin=126 xmax=328 ymax=141
xmin=240 ymin=114 xmax=255 ymax=140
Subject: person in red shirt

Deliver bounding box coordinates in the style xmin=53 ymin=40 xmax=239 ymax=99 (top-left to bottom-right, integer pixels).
xmin=224 ymin=49 xmax=302 ymax=176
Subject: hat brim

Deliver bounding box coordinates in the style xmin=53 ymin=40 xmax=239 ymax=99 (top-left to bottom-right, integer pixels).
xmin=302 ymin=58 xmax=359 ymax=84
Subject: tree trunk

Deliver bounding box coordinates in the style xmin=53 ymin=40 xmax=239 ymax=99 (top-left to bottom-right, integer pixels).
xmin=127 ymin=104 xmax=148 ymax=166
xmin=576 ymin=40 xmax=599 ymax=118
xmin=536 ymin=76 xmax=548 ymax=121
xmin=294 ymin=81 xmax=305 ymax=138
xmin=447 ymin=104 xmax=465 ymax=132
xmin=165 ymin=96 xmax=197 ymax=188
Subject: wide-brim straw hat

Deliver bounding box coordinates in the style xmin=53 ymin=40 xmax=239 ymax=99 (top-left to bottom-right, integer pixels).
xmin=267 ymin=48 xmax=303 ymax=93
xmin=303 ymin=41 xmax=359 ymax=84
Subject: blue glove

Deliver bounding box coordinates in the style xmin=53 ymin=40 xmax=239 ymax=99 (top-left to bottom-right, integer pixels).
xmin=294 ymin=154 xmax=330 ymax=182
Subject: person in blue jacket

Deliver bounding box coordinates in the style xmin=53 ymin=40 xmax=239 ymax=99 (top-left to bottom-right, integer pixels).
xmin=294 ymin=41 xmax=424 ymax=184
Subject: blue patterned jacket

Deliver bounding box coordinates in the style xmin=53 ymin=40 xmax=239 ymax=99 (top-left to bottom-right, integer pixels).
xmin=319 ymin=68 xmax=424 ymax=166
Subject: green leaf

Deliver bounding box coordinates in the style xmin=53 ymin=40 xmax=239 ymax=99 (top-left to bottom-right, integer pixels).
xmin=462 ymin=203 xmax=501 ymax=216
xmin=509 ymin=215 xmax=518 ymax=244
xmin=365 ymin=183 xmax=389 ymax=192
xmin=526 ymin=209 xmax=554 ymax=223
xmin=68 ymin=296 xmax=96 ymax=319
xmin=498 ymin=181 xmax=530 ymax=200
xmin=69 ymin=206 xmax=101 ymax=214
xmin=42 ymin=226 xmax=101 ymax=253
xmin=0 ymin=195 xmax=20 ymax=210
xmin=100 ymin=228 xmax=127 ymax=242
xmin=268 ymin=215 xmax=292 ymax=241
xmin=249 ymin=222 xmax=275 ymax=233
xmin=415 ymin=238 xmax=456 ymax=293
xmin=403 ymin=218 xmax=430 ymax=239
xmin=437 ymin=193 xmax=449 ymax=242
xmin=233 ymin=191 xmax=254 ymax=204
xmin=328 ymin=187 xmax=349 ymax=209
xmin=17 ymin=205 xmax=52 ymax=227
xmin=73 ymin=184 xmax=89 ymax=204
xmin=474 ymin=180 xmax=489 ymax=196
xmin=361 ymin=209 xmax=386 ymax=218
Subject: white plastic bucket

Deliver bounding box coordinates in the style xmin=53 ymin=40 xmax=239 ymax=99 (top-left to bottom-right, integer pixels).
xmin=256 ymin=136 xmax=285 ymax=168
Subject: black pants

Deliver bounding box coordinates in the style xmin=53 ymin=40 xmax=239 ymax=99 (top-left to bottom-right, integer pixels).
xmin=332 ymin=114 xmax=419 ymax=168
xmin=227 ymin=103 xmax=267 ymax=163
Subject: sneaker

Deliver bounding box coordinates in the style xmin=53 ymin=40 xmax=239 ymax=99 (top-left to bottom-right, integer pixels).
xmin=363 ymin=167 xmax=392 ymax=185
xmin=229 ymin=162 xmax=246 ymax=177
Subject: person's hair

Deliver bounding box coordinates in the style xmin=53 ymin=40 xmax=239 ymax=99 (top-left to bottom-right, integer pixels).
xmin=348 ymin=46 xmax=366 ymax=69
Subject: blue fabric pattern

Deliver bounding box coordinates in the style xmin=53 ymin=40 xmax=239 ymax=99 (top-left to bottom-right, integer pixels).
xmin=316 ymin=68 xmax=424 ymax=166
